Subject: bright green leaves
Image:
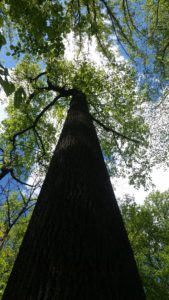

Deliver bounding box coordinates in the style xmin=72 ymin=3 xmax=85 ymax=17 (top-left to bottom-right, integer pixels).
xmin=0 ymin=66 xmax=27 ymax=108
xmin=47 ymin=58 xmax=107 ymax=96
xmin=46 ymin=56 xmax=150 ymax=186
xmin=14 ymin=55 xmax=42 ymax=82
xmin=1 ymin=0 xmax=169 ymax=92
xmin=121 ymin=191 xmax=169 ymax=300
xmin=0 ymin=191 xmax=32 ymax=299
xmin=14 ymin=87 xmax=26 ymax=108
xmin=0 ymin=58 xmax=57 ymax=181
xmin=0 ymin=0 xmax=154 ymax=191
xmin=0 ymin=66 xmax=16 ymax=99
xmin=0 ymin=52 xmax=151 ymax=188
xmin=2 ymin=0 xmax=69 ymax=58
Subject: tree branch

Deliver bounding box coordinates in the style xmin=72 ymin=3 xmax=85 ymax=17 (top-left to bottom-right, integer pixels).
xmin=2 ymin=88 xmax=80 ymax=187
xmin=100 ymin=0 xmax=135 ymax=49
xmin=34 ymin=127 xmax=46 ymax=157
xmin=155 ymin=0 xmax=160 ymax=29
xmin=29 ymin=71 xmax=47 ymax=82
xmin=0 ymin=187 xmax=36 ymax=251
xmin=92 ymin=115 xmax=140 ymax=144
xmin=113 ymin=132 xmax=129 ymax=167
xmin=26 ymin=113 xmax=46 ymax=157
xmin=124 ymin=0 xmax=145 ymax=37
xmin=10 ymin=170 xmax=34 ymax=187
xmin=0 ymin=167 xmax=11 ymax=180
xmin=11 ymin=94 xmax=62 ymax=157
xmin=162 ymin=40 xmax=169 ymax=61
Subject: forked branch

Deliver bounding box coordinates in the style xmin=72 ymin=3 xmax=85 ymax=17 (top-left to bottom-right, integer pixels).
xmin=92 ymin=115 xmax=140 ymax=144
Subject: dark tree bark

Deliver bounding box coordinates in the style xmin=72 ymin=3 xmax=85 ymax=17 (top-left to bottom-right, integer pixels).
xmin=2 ymin=91 xmax=146 ymax=300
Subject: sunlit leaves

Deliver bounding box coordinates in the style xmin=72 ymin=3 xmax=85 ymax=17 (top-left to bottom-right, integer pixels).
xmin=0 ymin=53 xmax=150 ymax=187
xmin=121 ymin=191 xmax=169 ymax=299
xmin=1 ymin=0 xmax=169 ymax=90
xmin=2 ymin=0 xmax=69 ymax=57
xmin=0 ymin=193 xmax=31 ymax=298
xmin=45 ymin=57 xmax=150 ymax=186
xmin=14 ymin=87 xmax=26 ymax=108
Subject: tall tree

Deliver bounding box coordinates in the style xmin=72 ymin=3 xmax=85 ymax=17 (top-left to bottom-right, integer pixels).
xmin=121 ymin=191 xmax=169 ymax=299
xmin=2 ymin=90 xmax=146 ymax=299
xmin=0 ymin=54 xmax=149 ymax=267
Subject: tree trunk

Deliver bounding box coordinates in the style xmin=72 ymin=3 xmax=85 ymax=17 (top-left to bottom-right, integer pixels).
xmin=2 ymin=91 xmax=146 ymax=300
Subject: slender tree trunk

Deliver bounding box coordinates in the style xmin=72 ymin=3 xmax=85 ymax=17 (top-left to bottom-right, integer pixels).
xmin=2 ymin=91 xmax=146 ymax=300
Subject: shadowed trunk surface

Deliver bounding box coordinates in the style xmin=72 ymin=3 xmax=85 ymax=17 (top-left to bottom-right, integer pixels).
xmin=2 ymin=92 xmax=146 ymax=300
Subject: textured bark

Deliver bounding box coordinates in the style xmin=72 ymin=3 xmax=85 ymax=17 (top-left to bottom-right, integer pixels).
xmin=2 ymin=91 xmax=146 ymax=300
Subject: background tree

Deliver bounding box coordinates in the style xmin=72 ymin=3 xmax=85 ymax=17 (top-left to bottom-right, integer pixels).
xmin=0 ymin=190 xmax=32 ymax=298
xmin=120 ymin=191 xmax=169 ymax=300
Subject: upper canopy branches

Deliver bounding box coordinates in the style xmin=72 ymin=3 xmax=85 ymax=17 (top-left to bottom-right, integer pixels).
xmin=0 ymin=56 xmax=150 ymax=188
xmin=0 ymin=0 xmax=168 ymax=98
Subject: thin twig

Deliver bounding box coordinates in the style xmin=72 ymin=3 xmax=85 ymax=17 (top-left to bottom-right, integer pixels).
xmin=154 ymin=89 xmax=169 ymax=108
xmin=100 ymin=0 xmax=134 ymax=49
xmin=92 ymin=115 xmax=140 ymax=144
xmin=6 ymin=192 xmax=11 ymax=227
xmin=113 ymin=132 xmax=129 ymax=167
xmin=125 ymin=0 xmax=145 ymax=37
xmin=155 ymin=0 xmax=160 ymax=29
xmin=11 ymin=94 xmax=62 ymax=157
xmin=34 ymin=127 xmax=46 ymax=157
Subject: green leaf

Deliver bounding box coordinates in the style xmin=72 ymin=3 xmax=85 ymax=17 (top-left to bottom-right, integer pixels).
xmin=0 ymin=69 xmax=4 ymax=75
xmin=14 ymin=87 xmax=26 ymax=108
xmin=0 ymin=33 xmax=6 ymax=49
xmin=0 ymin=16 xmax=3 ymax=28
xmin=10 ymin=44 xmax=15 ymax=50
xmin=0 ymin=76 xmax=15 ymax=96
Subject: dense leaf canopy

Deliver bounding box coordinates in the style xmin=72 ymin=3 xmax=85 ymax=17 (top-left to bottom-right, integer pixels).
xmin=1 ymin=0 xmax=169 ymax=88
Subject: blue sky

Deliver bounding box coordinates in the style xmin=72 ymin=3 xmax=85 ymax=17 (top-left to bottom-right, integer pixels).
xmin=0 ymin=41 xmax=19 ymax=68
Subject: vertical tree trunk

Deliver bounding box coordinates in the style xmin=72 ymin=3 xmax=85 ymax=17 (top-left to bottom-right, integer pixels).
xmin=2 ymin=91 xmax=146 ymax=300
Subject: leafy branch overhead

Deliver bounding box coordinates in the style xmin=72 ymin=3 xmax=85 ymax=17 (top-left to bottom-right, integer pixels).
xmin=1 ymin=1 xmax=169 ymax=87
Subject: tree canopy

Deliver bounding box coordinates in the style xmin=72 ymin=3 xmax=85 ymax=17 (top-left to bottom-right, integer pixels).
xmin=121 ymin=191 xmax=169 ymax=300
xmin=1 ymin=0 xmax=169 ymax=89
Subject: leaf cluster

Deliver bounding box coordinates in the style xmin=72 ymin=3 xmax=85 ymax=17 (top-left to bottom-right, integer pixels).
xmin=121 ymin=191 xmax=169 ymax=299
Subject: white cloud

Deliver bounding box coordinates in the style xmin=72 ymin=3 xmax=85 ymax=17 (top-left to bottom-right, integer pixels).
xmin=0 ymin=105 xmax=7 ymax=122
xmin=0 ymin=89 xmax=7 ymax=121
xmin=64 ymin=32 xmax=104 ymax=66
xmin=111 ymin=167 xmax=169 ymax=204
